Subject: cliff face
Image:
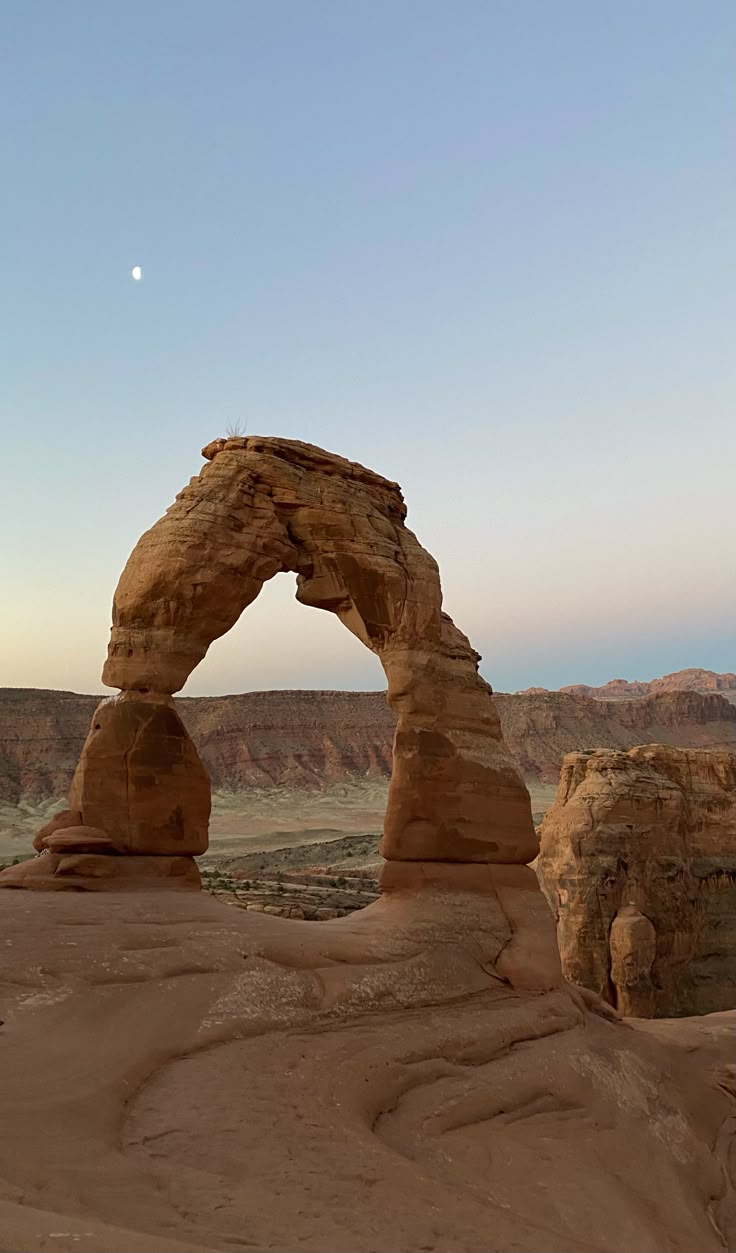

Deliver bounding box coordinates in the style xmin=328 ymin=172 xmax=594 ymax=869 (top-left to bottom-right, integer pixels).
xmin=537 ymin=745 xmax=736 ymax=1017
xmin=1 ymin=687 xmax=735 ymax=805
xmin=557 ymin=668 xmax=736 ymax=702
xmin=0 ymin=689 xmax=98 ymax=804
xmin=178 ymin=690 xmax=395 ymax=790
xmin=492 ymin=690 xmax=736 ymax=781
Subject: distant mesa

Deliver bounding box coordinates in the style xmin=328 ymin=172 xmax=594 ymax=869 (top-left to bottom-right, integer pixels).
xmin=517 ymin=668 xmax=736 ymax=704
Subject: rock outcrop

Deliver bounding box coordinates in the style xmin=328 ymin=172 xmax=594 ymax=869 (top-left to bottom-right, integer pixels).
xmin=537 ymin=744 xmax=736 ymax=1016
xmin=0 ymin=888 xmax=734 ymax=1253
xmin=608 ymin=904 xmax=657 ymax=1017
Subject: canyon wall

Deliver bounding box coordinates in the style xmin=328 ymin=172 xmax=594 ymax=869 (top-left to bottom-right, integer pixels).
xmin=1 ymin=685 xmax=735 ymax=803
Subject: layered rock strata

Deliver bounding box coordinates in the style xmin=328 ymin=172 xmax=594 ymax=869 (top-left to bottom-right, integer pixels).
xmin=2 ymin=686 xmax=735 ymax=805
xmin=537 ymin=744 xmax=736 ymax=1016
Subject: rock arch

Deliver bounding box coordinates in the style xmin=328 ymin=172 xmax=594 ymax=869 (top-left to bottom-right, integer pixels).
xmin=104 ymin=436 xmax=536 ymax=865
xmin=1 ymin=436 xmax=537 ymax=889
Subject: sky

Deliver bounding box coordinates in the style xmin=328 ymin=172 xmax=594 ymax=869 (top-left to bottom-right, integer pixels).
xmin=1 ymin=0 xmax=733 ymax=697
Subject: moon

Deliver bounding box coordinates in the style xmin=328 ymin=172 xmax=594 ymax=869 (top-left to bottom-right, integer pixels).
xmin=131 ymin=265 xmax=143 ymax=281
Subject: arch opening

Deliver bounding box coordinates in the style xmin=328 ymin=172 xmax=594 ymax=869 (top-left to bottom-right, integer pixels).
xmin=180 ymin=569 xmax=385 ymax=698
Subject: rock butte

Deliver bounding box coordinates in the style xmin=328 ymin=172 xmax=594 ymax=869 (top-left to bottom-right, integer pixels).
xmin=538 ymin=744 xmax=736 ymax=1017
xmin=0 ymin=437 xmax=733 ymax=1253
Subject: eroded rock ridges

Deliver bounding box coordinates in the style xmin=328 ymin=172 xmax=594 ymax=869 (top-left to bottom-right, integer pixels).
xmin=537 ymin=744 xmax=736 ymax=1016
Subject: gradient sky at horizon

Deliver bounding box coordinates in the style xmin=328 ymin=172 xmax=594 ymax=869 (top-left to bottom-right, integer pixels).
xmin=1 ymin=0 xmax=734 ymax=697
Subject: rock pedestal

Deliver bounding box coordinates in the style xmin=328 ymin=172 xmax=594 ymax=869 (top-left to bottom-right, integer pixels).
xmin=609 ymin=904 xmax=657 ymax=1017
xmin=0 ymin=696 xmax=209 ymax=893
xmin=67 ymin=695 xmax=210 ymax=855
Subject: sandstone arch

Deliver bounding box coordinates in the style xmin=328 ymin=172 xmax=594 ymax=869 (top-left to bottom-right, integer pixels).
xmin=0 ymin=436 xmax=538 ymax=890
xmin=102 ymin=436 xmax=536 ymax=865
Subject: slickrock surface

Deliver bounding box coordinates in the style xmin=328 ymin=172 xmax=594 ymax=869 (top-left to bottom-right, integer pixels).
xmin=0 ymin=889 xmax=733 ymax=1253
xmin=537 ymin=745 xmax=736 ymax=1017
xmin=101 ymin=435 xmax=536 ymax=864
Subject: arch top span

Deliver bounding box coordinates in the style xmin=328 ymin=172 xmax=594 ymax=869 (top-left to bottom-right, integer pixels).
xmin=104 ymin=435 xmax=437 ymax=694
xmin=96 ymin=435 xmax=537 ymax=865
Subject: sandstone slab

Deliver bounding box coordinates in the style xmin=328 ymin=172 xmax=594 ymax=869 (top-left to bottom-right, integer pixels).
xmin=0 ymin=890 xmax=732 ymax=1253
xmin=38 ymin=825 xmax=119 ymax=854
xmin=0 ymin=852 xmax=201 ymax=891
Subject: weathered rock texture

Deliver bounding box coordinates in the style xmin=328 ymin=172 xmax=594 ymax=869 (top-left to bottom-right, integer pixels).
xmin=609 ymin=904 xmax=657 ymax=1018
xmin=102 ymin=435 xmax=536 ymax=865
xmin=0 ymin=693 xmax=211 ymax=890
xmin=0 ymin=888 xmax=733 ymax=1253
xmin=67 ymin=695 xmax=210 ymax=855
xmin=537 ymin=744 xmax=736 ymax=1017
xmin=494 ymin=688 xmax=736 ymax=781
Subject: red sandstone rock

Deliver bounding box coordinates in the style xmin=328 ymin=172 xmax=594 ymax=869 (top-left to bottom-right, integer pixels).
xmin=101 ymin=436 xmax=536 ymax=864
xmin=609 ymin=904 xmax=657 ymax=1017
xmin=32 ymin=808 xmax=83 ymax=852
xmin=0 ymin=853 xmax=201 ymax=890
xmin=0 ymin=888 xmax=733 ymax=1253
xmin=68 ymin=696 xmax=210 ymax=856
xmin=380 ymin=859 xmax=562 ymax=989
xmin=38 ymin=826 xmax=118 ymax=854
xmin=537 ymin=744 xmax=736 ymax=1016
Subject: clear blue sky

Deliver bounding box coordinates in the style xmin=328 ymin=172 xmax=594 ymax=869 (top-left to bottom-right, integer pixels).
xmin=1 ymin=0 xmax=733 ymax=696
